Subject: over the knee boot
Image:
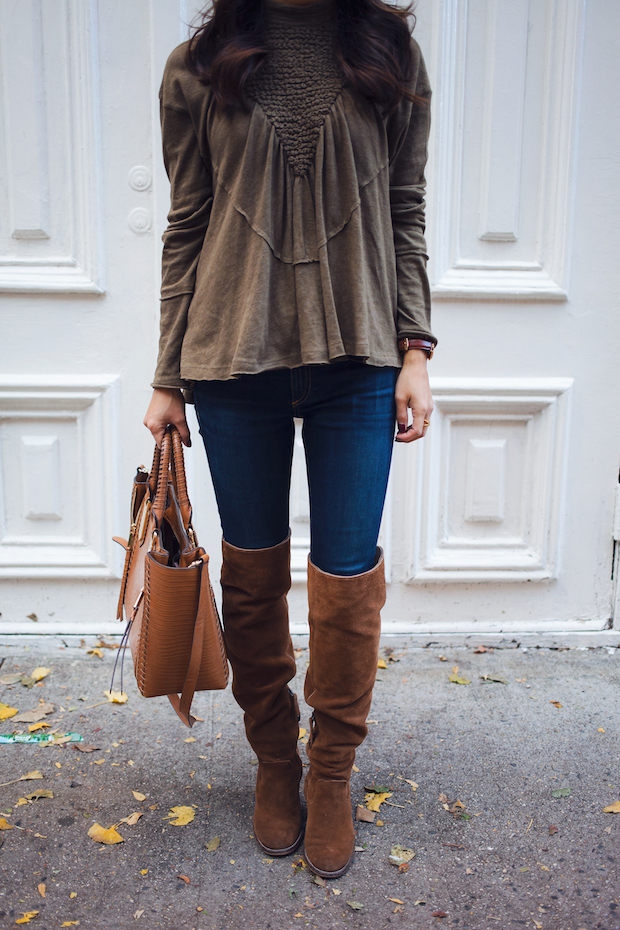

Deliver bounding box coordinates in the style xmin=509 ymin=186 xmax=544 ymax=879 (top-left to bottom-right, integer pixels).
xmin=221 ymin=533 xmax=303 ymax=856
xmin=303 ymin=549 xmax=385 ymax=878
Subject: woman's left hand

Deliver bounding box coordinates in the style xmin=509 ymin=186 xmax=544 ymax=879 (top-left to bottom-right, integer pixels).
xmin=394 ymin=349 xmax=434 ymax=443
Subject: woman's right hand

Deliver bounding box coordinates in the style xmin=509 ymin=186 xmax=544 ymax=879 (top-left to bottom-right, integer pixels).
xmin=143 ymin=388 xmax=191 ymax=448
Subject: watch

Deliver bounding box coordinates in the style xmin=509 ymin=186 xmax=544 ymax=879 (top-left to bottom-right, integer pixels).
xmin=397 ymin=337 xmax=435 ymax=359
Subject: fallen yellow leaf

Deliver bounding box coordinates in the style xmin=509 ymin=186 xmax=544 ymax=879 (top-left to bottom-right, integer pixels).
xmin=598 ymin=727 xmax=605 ymax=733
xmin=603 ymin=801 xmax=620 ymax=813
xmin=388 ymin=898 xmax=405 ymax=905
xmin=183 ymin=737 xmax=196 ymax=743
xmin=25 ymin=790 xmax=53 ymax=800
xmin=140 ymin=870 xmax=148 ymax=876
xmin=37 ymin=884 xmax=45 ymax=898
xmin=60 ymin=923 xmax=80 ymax=927
xmin=119 ymin=812 xmax=143 ymax=825
xmin=21 ymin=771 xmax=44 ymax=781
xmin=28 ymin=722 xmax=51 ymax=733
xmin=70 ymin=892 xmax=77 ymax=898
xmin=298 ymin=727 xmax=307 ymax=739
xmin=0 ymin=703 xmax=18 ymax=720
xmin=31 ymin=668 xmax=51 ymax=681
xmin=15 ymin=913 xmax=39 ymax=924
xmin=0 ymin=817 xmax=14 ymax=830
xmin=376 ymin=819 xmax=384 ymax=826
xmin=87 ymin=648 xmax=104 ymax=659
xmin=103 ymin=690 xmax=127 ymax=704
xmin=87 ymin=823 xmax=124 ymax=844
xmin=164 ymin=806 xmax=195 ymax=826
xmin=15 ymin=798 xmax=28 ymax=806
xmin=377 ymin=658 xmax=387 ymax=669
xmin=449 ymin=674 xmax=471 ymax=685
xmin=352 ymin=764 xmax=360 ymax=773
xmin=132 ymin=790 xmax=146 ymax=802
xmin=365 ymin=791 xmax=392 ymax=812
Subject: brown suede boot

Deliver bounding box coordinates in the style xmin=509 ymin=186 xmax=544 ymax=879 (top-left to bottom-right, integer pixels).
xmin=221 ymin=533 xmax=303 ymax=856
xmin=303 ymin=549 xmax=386 ymax=878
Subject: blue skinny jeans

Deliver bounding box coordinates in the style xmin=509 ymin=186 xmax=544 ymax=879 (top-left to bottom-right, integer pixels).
xmin=193 ymin=360 xmax=399 ymax=576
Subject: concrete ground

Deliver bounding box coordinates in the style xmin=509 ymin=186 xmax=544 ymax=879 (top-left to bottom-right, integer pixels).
xmin=0 ymin=635 xmax=618 ymax=930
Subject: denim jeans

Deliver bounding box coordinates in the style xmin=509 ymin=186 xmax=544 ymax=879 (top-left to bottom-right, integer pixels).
xmin=193 ymin=361 xmax=399 ymax=576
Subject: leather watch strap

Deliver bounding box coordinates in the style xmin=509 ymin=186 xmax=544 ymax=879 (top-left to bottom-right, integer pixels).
xmin=397 ymin=337 xmax=435 ymax=358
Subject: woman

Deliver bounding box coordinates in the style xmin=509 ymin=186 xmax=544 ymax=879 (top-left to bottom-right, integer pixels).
xmin=144 ymin=0 xmax=435 ymax=879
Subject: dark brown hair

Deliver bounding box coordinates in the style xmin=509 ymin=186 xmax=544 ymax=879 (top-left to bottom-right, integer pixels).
xmin=187 ymin=0 xmax=424 ymax=115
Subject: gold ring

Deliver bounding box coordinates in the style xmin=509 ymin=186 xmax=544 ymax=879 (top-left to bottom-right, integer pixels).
xmin=423 ymin=419 xmax=431 ymax=426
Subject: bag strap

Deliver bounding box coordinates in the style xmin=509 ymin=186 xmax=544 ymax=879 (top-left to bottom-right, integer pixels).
xmin=151 ymin=429 xmax=172 ymax=530
xmin=170 ymin=427 xmax=193 ymax=531
xmin=166 ymin=558 xmax=207 ymax=728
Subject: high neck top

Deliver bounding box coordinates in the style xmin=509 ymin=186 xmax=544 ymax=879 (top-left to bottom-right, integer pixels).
xmin=265 ymin=0 xmax=336 ymax=27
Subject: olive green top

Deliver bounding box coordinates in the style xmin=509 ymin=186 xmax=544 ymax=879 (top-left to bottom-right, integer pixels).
xmin=152 ymin=0 xmax=435 ymax=393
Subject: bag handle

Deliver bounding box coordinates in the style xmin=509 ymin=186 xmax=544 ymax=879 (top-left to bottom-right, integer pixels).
xmin=166 ymin=557 xmax=207 ymax=727
xmin=151 ymin=429 xmax=173 ymax=529
xmin=170 ymin=427 xmax=193 ymax=531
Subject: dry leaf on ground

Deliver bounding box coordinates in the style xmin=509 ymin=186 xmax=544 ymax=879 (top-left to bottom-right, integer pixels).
xmin=603 ymin=801 xmax=620 ymax=813
xmin=552 ymin=788 xmax=571 ymax=798
xmin=550 ymin=701 xmax=563 ymax=708
xmin=60 ymin=923 xmax=80 ymax=927
xmin=480 ymin=674 xmax=508 ymax=684
xmin=0 ymin=703 xmax=18 ymax=720
xmin=389 ymin=845 xmax=416 ymax=867
xmin=0 ymin=817 xmax=14 ymax=830
xmin=365 ymin=791 xmax=392 ymax=812
xmin=356 ymin=805 xmax=376 ymax=823
xmin=30 ymin=668 xmax=51 ymax=682
xmin=432 ymin=910 xmax=448 ymax=918
xmin=177 ymin=874 xmax=191 ymax=884
xmin=164 ymin=806 xmax=195 ymax=826
xmin=87 ymin=823 xmax=124 ymax=844
xmin=205 ymin=836 xmax=220 ymax=851
xmin=347 ymin=901 xmax=364 ymax=910
xmin=397 ymin=776 xmax=419 ymax=791
xmin=37 ymin=884 xmax=45 ymax=898
xmin=72 ymin=744 xmax=99 ymax=753
xmin=377 ymin=658 xmax=387 ymax=669
xmin=87 ymin=649 xmax=104 ymax=659
xmin=449 ymin=674 xmax=471 ymax=685
xmin=0 ymin=770 xmax=44 ymax=788
xmin=25 ymin=790 xmax=53 ymax=801
xmin=12 ymin=703 xmax=55 ymax=724
xmin=28 ymin=722 xmax=51 ymax=733
xmin=104 ymin=690 xmax=128 ymax=704
xmin=132 ymin=791 xmax=146 ymax=801
xmin=119 ymin=812 xmax=143 ymax=826
xmin=15 ymin=912 xmax=39 ymax=924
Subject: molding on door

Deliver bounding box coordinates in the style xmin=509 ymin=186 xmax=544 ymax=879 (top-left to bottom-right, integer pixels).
xmin=429 ymin=0 xmax=585 ymax=300
xmin=0 ymin=375 xmax=120 ymax=577
xmin=403 ymin=377 xmax=573 ymax=582
xmin=0 ymin=0 xmax=104 ymax=294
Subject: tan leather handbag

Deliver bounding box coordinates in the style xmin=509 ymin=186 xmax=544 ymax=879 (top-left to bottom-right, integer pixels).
xmin=113 ymin=425 xmax=228 ymax=726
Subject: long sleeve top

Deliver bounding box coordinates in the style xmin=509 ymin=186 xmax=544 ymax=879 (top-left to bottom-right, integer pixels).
xmin=152 ymin=0 xmax=435 ymax=394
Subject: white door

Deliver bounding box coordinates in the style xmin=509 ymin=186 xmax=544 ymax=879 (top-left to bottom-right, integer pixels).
xmin=1 ymin=0 xmax=619 ymax=643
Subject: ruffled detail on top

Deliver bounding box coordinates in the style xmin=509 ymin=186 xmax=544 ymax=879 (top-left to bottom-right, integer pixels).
xmin=209 ymin=91 xmax=389 ymax=266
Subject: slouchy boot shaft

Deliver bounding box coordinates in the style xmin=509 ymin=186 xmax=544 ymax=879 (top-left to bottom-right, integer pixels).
xmin=221 ymin=533 xmax=303 ymax=855
xmin=303 ymin=549 xmax=386 ymax=876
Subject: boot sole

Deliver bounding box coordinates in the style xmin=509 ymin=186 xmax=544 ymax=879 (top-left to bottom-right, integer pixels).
xmin=302 ymin=846 xmax=354 ymax=879
xmin=255 ymin=827 xmax=304 ymax=857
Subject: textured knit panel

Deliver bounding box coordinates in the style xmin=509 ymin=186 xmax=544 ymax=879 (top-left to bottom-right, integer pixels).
xmin=247 ymin=20 xmax=343 ymax=177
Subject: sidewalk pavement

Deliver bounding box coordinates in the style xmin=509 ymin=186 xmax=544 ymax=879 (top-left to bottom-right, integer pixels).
xmin=0 ymin=635 xmax=618 ymax=930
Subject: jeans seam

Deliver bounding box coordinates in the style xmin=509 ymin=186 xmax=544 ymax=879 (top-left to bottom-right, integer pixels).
xmin=291 ymin=368 xmax=312 ymax=408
